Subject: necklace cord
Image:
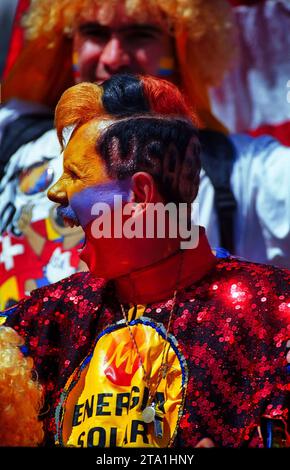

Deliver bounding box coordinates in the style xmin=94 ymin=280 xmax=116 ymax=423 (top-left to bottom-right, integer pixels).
xmin=120 ymin=250 xmax=185 ymax=406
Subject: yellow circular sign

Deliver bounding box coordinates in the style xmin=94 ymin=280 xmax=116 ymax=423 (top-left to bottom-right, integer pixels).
xmin=57 ymin=318 xmax=188 ymax=447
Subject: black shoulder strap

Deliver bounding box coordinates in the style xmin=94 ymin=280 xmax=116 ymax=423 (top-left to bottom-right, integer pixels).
xmin=199 ymin=130 xmax=237 ymax=254
xmin=0 ymin=112 xmax=54 ymax=179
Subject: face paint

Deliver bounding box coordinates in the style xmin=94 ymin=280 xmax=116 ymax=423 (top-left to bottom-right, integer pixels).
xmin=48 ymin=119 xmax=114 ymax=222
xmin=57 ymin=204 xmax=80 ymax=227
xmin=70 ymin=178 xmax=132 ymax=229
xmin=72 ymin=50 xmax=81 ymax=83
xmin=76 ymin=178 xmax=135 ymax=277
xmin=158 ymin=56 xmax=175 ymax=77
xmin=48 ymin=119 xmax=134 ymax=278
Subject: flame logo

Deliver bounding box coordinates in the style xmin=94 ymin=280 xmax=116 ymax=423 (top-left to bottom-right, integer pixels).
xmin=103 ymin=329 xmax=147 ymax=386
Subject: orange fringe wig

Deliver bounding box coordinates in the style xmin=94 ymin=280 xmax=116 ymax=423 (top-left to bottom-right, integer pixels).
xmin=0 ymin=326 xmax=44 ymax=446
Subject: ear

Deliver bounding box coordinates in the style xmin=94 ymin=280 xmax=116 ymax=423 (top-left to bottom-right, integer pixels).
xmin=131 ymin=172 xmax=162 ymax=204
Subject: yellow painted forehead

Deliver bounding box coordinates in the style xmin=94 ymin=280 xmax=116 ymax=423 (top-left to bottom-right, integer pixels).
xmin=63 ymin=118 xmax=114 ymax=185
xmin=68 ymin=118 xmax=113 ymax=147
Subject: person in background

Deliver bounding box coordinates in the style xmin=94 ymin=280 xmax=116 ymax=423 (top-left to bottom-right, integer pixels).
xmin=0 ymin=0 xmax=289 ymax=311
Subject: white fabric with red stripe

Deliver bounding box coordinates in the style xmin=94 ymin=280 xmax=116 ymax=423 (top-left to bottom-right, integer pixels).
xmin=210 ymin=0 xmax=290 ymax=142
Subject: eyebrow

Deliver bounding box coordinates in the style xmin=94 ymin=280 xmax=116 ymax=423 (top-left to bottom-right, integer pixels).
xmin=118 ymin=24 xmax=163 ymax=34
xmin=78 ymin=23 xmax=163 ymax=35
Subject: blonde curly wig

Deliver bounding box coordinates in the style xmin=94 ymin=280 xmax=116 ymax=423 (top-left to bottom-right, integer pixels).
xmin=0 ymin=326 xmax=44 ymax=446
xmin=23 ymin=0 xmax=235 ymax=86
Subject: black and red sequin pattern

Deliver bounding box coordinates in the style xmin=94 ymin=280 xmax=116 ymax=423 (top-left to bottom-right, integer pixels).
xmin=5 ymin=258 xmax=290 ymax=447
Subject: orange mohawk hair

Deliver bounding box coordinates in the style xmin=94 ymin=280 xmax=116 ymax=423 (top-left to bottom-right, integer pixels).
xmin=55 ymin=82 xmax=105 ymax=149
xmin=141 ymin=75 xmax=200 ymax=127
xmin=55 ymin=75 xmax=200 ymax=151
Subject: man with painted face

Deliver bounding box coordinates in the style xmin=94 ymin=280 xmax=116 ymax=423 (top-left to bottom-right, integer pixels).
xmin=1 ymin=0 xmax=290 ymax=310
xmin=3 ymin=75 xmax=290 ymax=448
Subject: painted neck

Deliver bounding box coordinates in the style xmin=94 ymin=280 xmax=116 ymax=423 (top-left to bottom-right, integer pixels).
xmin=114 ymin=227 xmax=216 ymax=304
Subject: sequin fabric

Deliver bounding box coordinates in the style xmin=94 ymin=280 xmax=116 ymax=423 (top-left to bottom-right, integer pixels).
xmin=4 ymin=257 xmax=290 ymax=447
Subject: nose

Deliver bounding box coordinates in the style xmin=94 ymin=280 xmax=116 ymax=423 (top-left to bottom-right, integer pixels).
xmin=99 ymin=36 xmax=130 ymax=72
xmin=47 ymin=178 xmax=68 ymax=206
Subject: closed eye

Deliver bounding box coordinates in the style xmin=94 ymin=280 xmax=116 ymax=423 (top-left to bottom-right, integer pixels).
xmin=65 ymin=166 xmax=81 ymax=180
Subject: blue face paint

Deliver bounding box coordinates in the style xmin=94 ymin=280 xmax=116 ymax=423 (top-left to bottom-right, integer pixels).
xmin=70 ymin=178 xmax=132 ymax=229
xmin=57 ymin=205 xmax=79 ymax=225
xmin=157 ymin=57 xmax=175 ymax=77
xmin=72 ymin=50 xmax=81 ymax=83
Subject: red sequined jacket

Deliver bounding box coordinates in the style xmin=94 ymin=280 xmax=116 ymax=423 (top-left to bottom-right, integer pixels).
xmin=3 ymin=257 xmax=290 ymax=447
